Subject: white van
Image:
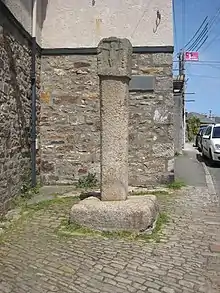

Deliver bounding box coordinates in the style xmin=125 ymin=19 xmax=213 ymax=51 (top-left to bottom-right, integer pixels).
xmin=202 ymin=124 xmax=220 ymax=164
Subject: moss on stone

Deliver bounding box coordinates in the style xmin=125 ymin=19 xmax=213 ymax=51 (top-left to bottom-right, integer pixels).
xmin=56 ymin=212 xmax=169 ymax=243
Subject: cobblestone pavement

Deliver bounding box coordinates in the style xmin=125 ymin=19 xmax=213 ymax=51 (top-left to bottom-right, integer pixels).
xmin=0 ymin=187 xmax=220 ymax=293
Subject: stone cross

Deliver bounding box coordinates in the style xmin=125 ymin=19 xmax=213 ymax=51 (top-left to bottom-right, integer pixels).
xmin=97 ymin=37 xmax=132 ymax=201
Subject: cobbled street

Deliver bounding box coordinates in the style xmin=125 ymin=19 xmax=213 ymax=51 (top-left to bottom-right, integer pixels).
xmin=1 ymin=1 xmax=220 ymax=292
xmin=0 ymin=184 xmax=220 ymax=293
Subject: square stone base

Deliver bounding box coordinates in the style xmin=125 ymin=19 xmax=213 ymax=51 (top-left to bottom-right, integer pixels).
xmin=70 ymin=195 xmax=159 ymax=232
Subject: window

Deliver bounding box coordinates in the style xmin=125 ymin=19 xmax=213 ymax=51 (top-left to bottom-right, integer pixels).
xmin=201 ymin=127 xmax=207 ymax=135
xmin=212 ymin=126 xmax=220 ymax=138
xmin=205 ymin=126 xmax=212 ymax=136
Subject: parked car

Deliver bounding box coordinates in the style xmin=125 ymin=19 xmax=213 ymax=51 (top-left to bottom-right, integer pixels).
xmin=202 ymin=124 xmax=220 ymax=164
xmin=195 ymin=125 xmax=207 ymax=149
xmin=197 ymin=126 xmax=207 ymax=152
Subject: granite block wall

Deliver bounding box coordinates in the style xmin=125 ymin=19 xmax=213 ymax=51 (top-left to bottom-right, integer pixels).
xmin=0 ymin=16 xmax=32 ymax=213
xmin=40 ymin=52 xmax=174 ymax=186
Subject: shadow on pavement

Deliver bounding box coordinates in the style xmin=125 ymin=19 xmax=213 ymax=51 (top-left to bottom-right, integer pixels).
xmin=196 ymin=153 xmax=220 ymax=169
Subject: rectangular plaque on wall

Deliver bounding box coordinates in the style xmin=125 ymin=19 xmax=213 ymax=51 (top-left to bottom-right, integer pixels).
xmin=129 ymin=75 xmax=155 ymax=91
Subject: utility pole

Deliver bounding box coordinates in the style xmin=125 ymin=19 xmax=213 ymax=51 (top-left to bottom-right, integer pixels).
xmin=178 ymin=51 xmax=186 ymax=149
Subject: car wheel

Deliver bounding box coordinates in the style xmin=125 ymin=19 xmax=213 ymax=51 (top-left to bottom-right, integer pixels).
xmin=201 ymin=145 xmax=203 ymax=153
xmin=209 ymin=149 xmax=215 ymax=166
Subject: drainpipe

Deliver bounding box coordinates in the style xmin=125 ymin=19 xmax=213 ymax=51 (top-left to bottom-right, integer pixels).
xmin=31 ymin=0 xmax=37 ymax=187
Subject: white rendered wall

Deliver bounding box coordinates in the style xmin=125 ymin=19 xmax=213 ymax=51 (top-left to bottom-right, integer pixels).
xmin=3 ymin=0 xmax=44 ymax=44
xmin=42 ymin=0 xmax=173 ymax=48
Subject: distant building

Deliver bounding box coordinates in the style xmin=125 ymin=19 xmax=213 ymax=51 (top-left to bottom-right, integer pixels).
xmin=214 ymin=116 xmax=220 ymax=123
xmin=186 ymin=112 xmax=215 ymax=125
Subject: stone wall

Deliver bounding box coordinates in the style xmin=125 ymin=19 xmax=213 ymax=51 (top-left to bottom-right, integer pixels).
xmin=40 ymin=52 xmax=174 ymax=186
xmin=174 ymin=93 xmax=184 ymax=154
xmin=0 ymin=10 xmax=32 ymax=213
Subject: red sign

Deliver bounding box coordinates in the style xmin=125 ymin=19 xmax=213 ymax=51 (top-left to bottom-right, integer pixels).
xmin=184 ymin=52 xmax=199 ymax=61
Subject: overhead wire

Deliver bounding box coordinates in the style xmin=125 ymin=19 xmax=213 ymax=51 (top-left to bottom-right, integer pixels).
xmin=183 ymin=8 xmax=220 ymax=53
xmin=187 ymin=74 xmax=220 ymax=79
xmin=186 ymin=24 xmax=208 ymax=51
xmin=186 ymin=22 xmax=209 ymax=52
xmin=202 ymin=34 xmax=220 ymax=52
xmin=173 ymin=60 xmax=220 ymax=64
xmin=195 ymin=35 xmax=209 ymax=51
xmin=207 ymin=8 xmax=220 ymax=33
xmin=182 ymin=0 xmax=186 ymax=50
xmin=179 ymin=8 xmax=220 ymax=109
xmin=184 ymin=63 xmax=220 ymax=69
xmin=200 ymin=8 xmax=220 ymax=52
xmin=183 ymin=16 xmax=208 ymax=50
xmin=185 ymin=60 xmax=220 ymax=81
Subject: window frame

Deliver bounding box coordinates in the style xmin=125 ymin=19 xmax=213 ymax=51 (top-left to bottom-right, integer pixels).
xmin=212 ymin=126 xmax=220 ymax=139
xmin=204 ymin=126 xmax=212 ymax=136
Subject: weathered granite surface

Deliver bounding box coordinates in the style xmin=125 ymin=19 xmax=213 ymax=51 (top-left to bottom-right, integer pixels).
xmin=70 ymin=195 xmax=159 ymax=232
xmin=98 ymin=37 xmax=132 ymax=201
xmin=40 ymin=52 xmax=174 ymax=186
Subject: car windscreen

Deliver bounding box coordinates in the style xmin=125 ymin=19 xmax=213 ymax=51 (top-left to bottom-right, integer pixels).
xmin=201 ymin=128 xmax=207 ymax=134
xmin=212 ymin=126 xmax=220 ymax=138
xmin=198 ymin=126 xmax=206 ymax=133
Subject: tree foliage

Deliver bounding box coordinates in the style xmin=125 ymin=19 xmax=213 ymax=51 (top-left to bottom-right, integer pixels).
xmin=187 ymin=116 xmax=200 ymax=141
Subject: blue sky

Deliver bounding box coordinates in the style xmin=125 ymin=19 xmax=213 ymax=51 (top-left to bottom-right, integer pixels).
xmin=173 ymin=0 xmax=220 ymax=116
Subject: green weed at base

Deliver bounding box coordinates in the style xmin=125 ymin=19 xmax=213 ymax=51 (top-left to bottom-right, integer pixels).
xmin=56 ymin=212 xmax=169 ymax=243
xmin=10 ymin=183 xmax=42 ymax=209
xmin=129 ymin=190 xmax=173 ymax=202
xmin=167 ymin=180 xmax=186 ymax=190
xmin=22 ymin=196 xmax=79 ymax=212
xmin=130 ymin=190 xmax=170 ymax=196
xmin=76 ymin=173 xmax=98 ymax=190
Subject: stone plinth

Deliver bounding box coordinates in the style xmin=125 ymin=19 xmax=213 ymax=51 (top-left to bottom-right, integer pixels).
xmin=70 ymin=195 xmax=159 ymax=232
xmin=98 ymin=37 xmax=132 ymax=201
